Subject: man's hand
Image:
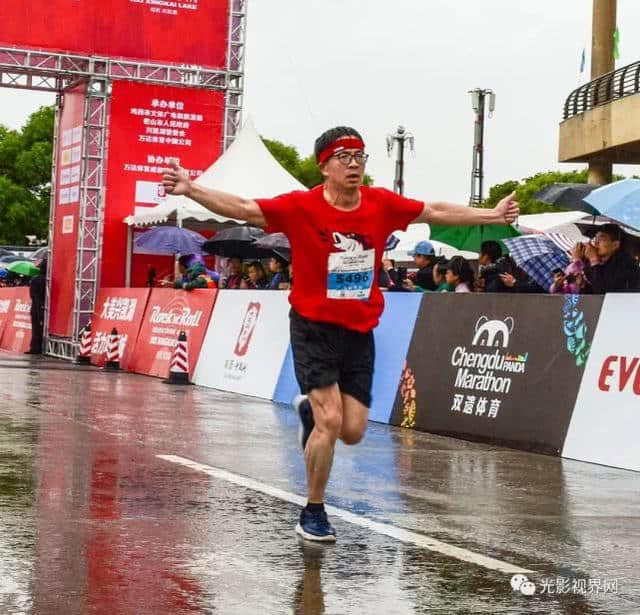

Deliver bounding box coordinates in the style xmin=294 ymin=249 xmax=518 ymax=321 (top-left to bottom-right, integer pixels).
xmin=403 ymin=279 xmax=416 ymax=291
xmin=499 ymin=272 xmax=517 ymax=288
xmin=494 ymin=191 xmax=519 ymax=225
xmin=583 ymin=242 xmax=599 ymax=265
xmin=162 ymin=160 xmax=191 ymax=196
xmin=571 ymin=243 xmax=585 ymax=262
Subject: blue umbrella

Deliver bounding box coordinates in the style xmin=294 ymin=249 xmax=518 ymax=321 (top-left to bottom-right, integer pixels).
xmin=134 ymin=226 xmax=206 ymax=255
xmin=502 ymin=236 xmax=570 ymax=289
xmin=582 ymin=179 xmax=640 ymax=231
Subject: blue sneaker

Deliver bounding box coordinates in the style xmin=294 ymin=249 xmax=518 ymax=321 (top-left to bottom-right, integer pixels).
xmin=295 ymin=507 xmax=337 ymax=542
xmin=293 ymin=394 xmax=314 ymax=450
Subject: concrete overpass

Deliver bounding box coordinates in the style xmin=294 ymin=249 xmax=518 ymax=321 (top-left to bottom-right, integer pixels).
xmin=559 ymin=61 xmax=640 ymax=167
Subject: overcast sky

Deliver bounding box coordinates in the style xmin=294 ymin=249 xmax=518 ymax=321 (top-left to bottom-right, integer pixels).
xmin=2 ymin=0 xmax=640 ymax=203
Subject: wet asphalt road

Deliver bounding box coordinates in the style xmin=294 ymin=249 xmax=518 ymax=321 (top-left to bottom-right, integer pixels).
xmin=1 ymin=352 xmax=639 ymax=615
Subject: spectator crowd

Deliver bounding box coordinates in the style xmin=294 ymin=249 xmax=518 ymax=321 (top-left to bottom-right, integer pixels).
xmin=144 ymin=222 xmax=639 ymax=296
xmin=378 ymin=223 xmax=640 ymax=295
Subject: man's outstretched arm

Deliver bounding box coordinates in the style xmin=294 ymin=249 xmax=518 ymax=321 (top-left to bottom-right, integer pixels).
xmin=413 ymin=191 xmax=519 ymax=226
xmin=162 ymin=161 xmax=266 ymax=227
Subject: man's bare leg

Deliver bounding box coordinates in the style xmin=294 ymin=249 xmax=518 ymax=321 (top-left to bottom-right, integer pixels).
xmin=305 ymin=384 xmax=343 ymax=503
xmin=339 ymin=393 xmax=369 ymax=445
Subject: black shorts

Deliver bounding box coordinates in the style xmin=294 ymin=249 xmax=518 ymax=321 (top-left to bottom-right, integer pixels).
xmin=289 ymin=309 xmax=375 ymax=408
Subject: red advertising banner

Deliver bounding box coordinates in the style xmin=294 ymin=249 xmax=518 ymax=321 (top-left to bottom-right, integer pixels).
xmin=0 ymin=0 xmax=229 ymax=68
xmin=0 ymin=288 xmax=32 ymax=353
xmin=0 ymin=288 xmax=14 ymax=343
xmin=102 ymin=81 xmax=224 ymax=288
xmin=130 ymin=288 xmax=217 ymax=378
xmin=48 ymin=83 xmax=86 ymax=337
xmin=89 ymin=288 xmax=150 ymax=368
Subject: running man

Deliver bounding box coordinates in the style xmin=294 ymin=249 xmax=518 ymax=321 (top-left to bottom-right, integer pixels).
xmin=162 ymin=126 xmax=519 ymax=542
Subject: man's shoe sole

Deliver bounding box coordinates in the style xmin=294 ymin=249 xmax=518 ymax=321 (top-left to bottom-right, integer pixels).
xmin=295 ymin=523 xmax=337 ymax=543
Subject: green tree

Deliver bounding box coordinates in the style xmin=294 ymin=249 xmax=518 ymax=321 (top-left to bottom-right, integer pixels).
xmin=0 ymin=106 xmax=54 ymax=244
xmin=262 ymin=137 xmax=373 ymax=188
xmin=480 ymin=169 xmax=624 ymax=215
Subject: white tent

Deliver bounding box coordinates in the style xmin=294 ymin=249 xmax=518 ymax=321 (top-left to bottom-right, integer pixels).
xmin=124 ymin=117 xmax=307 ymax=228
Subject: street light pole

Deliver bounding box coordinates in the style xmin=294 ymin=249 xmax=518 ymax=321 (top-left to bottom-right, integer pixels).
xmin=469 ymin=88 xmax=495 ymax=205
xmin=387 ymin=125 xmax=414 ymax=195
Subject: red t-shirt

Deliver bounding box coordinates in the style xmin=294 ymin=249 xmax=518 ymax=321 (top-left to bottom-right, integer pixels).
xmin=256 ymin=185 xmax=423 ymax=332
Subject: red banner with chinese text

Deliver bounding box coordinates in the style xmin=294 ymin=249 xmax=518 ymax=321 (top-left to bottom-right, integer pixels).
xmin=130 ymin=288 xmax=217 ymax=379
xmin=89 ymin=288 xmax=150 ymax=368
xmin=48 ymin=83 xmax=86 ymax=337
xmin=0 ymin=288 xmax=32 ymax=353
xmin=0 ymin=0 xmax=229 ymax=68
xmin=0 ymin=288 xmax=14 ymax=343
xmin=102 ymin=81 xmax=224 ymax=288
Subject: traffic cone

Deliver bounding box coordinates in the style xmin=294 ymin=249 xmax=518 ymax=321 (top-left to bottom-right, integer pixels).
xmin=164 ymin=330 xmax=191 ymax=385
xmin=104 ymin=327 xmax=121 ymax=371
xmin=76 ymin=323 xmax=93 ymax=364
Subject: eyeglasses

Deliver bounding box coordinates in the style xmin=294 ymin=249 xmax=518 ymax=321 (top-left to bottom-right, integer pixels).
xmin=332 ymin=151 xmax=369 ymax=166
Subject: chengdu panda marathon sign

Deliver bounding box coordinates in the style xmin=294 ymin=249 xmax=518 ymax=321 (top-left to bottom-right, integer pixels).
xmin=390 ymin=293 xmax=604 ymax=455
xmin=0 ymin=0 xmax=247 ymax=360
xmin=451 ymin=316 xmax=528 ymax=397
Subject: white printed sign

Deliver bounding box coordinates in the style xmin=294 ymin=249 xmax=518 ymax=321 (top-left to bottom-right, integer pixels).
xmin=62 ymin=215 xmax=74 ymax=234
xmin=193 ymin=291 xmax=291 ymax=399
xmin=135 ymin=180 xmax=166 ymax=205
xmin=71 ymin=145 xmax=82 ymax=164
xmin=60 ymin=168 xmax=71 ymax=186
xmin=61 ymin=129 xmax=73 ymax=147
xmin=72 ymin=126 xmax=82 ymax=144
xmin=563 ymin=294 xmax=640 ymax=472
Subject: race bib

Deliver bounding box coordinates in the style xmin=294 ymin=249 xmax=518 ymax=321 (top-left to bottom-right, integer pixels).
xmin=327 ymin=249 xmax=375 ymax=299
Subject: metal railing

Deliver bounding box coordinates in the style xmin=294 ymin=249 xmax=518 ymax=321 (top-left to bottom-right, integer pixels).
xmin=563 ymin=60 xmax=640 ymax=120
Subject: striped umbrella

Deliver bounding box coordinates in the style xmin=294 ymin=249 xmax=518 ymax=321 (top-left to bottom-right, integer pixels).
xmin=502 ymin=236 xmax=570 ymax=290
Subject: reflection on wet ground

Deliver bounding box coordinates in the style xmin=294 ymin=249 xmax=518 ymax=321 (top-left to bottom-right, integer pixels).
xmin=1 ymin=352 xmax=639 ymax=614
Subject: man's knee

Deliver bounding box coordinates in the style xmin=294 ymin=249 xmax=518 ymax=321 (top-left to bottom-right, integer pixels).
xmin=340 ymin=423 xmax=366 ymax=445
xmin=311 ymin=396 xmax=343 ymax=440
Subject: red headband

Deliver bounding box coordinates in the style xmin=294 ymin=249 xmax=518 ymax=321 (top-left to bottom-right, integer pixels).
xmin=317 ymin=136 xmax=365 ymax=164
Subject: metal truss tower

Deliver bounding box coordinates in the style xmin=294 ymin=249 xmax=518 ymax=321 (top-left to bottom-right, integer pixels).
xmin=0 ymin=0 xmax=247 ymax=360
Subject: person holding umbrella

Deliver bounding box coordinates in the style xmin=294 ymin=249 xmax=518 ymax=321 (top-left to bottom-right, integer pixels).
xmin=162 ymin=125 xmax=519 ymax=542
xmin=26 ymin=258 xmax=46 ymax=355
xmin=571 ymin=223 xmax=640 ymax=293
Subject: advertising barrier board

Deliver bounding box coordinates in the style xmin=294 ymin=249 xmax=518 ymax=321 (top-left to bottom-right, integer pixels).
xmin=89 ymin=288 xmax=150 ymax=369
xmin=0 ymin=288 xmax=14 ymax=343
xmin=562 ymin=294 xmax=640 ymax=472
xmin=193 ymin=291 xmax=291 ymax=399
xmin=130 ymin=288 xmax=217 ymax=379
xmin=0 ymin=288 xmax=32 ymax=353
xmin=390 ymin=293 xmax=603 ymax=455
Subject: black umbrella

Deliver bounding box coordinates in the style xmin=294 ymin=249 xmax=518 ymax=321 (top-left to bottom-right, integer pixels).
xmin=254 ymin=232 xmax=291 ymax=262
xmin=533 ymin=183 xmax=600 ymax=214
xmin=202 ymin=226 xmax=272 ymax=259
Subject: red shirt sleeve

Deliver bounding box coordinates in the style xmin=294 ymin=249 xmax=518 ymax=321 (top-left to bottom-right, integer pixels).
xmin=377 ymin=188 xmax=424 ymax=236
xmin=255 ymin=191 xmax=304 ymax=234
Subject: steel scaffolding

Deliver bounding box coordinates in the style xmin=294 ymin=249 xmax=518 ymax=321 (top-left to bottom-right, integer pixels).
xmin=1 ymin=1 xmax=247 ymax=359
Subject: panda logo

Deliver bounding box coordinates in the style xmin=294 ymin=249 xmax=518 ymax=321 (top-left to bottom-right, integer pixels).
xmin=472 ymin=316 xmax=514 ymax=348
